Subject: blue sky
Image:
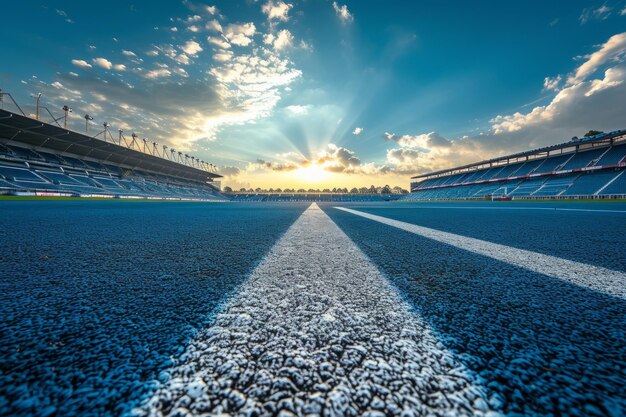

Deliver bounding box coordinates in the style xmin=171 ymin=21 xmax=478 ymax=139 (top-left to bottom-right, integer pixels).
xmin=1 ymin=1 xmax=625 ymax=188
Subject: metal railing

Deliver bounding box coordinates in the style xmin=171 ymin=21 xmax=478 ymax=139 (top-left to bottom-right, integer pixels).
xmin=0 ymin=88 xmax=219 ymax=174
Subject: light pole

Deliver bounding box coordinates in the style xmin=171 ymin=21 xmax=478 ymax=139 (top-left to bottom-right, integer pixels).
xmin=84 ymin=114 xmax=93 ymax=133
xmin=31 ymin=93 xmax=42 ymax=120
xmin=118 ymin=129 xmax=124 ymax=146
xmin=131 ymin=133 xmax=139 ymax=149
xmin=62 ymin=105 xmax=72 ymax=129
xmin=103 ymin=122 xmax=110 ymax=142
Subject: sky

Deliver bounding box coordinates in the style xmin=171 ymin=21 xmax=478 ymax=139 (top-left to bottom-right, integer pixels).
xmin=1 ymin=1 xmax=625 ymax=189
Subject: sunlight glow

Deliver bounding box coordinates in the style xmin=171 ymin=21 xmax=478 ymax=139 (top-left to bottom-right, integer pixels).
xmin=293 ymin=164 xmax=330 ymax=182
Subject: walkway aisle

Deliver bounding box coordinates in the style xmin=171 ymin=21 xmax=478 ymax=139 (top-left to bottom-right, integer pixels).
xmin=137 ymin=203 xmax=497 ymax=417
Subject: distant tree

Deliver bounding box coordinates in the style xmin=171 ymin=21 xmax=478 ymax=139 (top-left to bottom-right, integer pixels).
xmin=584 ymin=130 xmax=604 ymax=137
xmin=239 ymin=188 xmax=246 ymax=192
xmin=268 ymin=188 xmax=274 ymax=193
xmin=571 ymin=136 xmax=579 ymax=141
xmin=350 ymin=187 xmax=359 ymax=194
xmin=255 ymin=187 xmax=262 ymax=192
xmin=369 ymin=185 xmax=377 ymax=194
xmin=359 ymin=187 xmax=368 ymax=194
xmin=223 ymin=186 xmax=233 ymax=193
xmin=275 ymin=188 xmax=282 ymax=193
xmin=382 ymin=185 xmax=391 ymax=194
xmin=297 ymin=188 xmax=306 ymax=193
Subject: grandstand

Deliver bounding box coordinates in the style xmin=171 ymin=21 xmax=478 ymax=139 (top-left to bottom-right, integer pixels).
xmin=406 ymin=131 xmax=626 ymax=201
xmin=0 ymin=107 xmax=225 ymax=201
xmin=228 ymin=192 xmax=402 ymax=202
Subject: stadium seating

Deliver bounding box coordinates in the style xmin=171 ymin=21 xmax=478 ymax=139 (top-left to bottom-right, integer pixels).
xmin=407 ymin=141 xmax=626 ymax=200
xmin=596 ymin=145 xmax=626 ymax=165
xmin=229 ymin=193 xmax=401 ymax=202
xmin=562 ymin=171 xmax=620 ymax=196
xmin=600 ymin=171 xmax=626 ymax=195
xmin=0 ymin=144 xmax=226 ymax=201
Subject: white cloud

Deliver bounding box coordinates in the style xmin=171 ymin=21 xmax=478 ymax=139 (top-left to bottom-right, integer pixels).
xmin=206 ymin=19 xmax=223 ymax=32
xmin=264 ymin=30 xmax=296 ymax=51
xmin=28 ymin=3 xmax=303 ymax=155
xmin=332 ymin=2 xmax=353 ymax=23
xmin=263 ymin=33 xmax=275 ymax=45
xmin=386 ymin=148 xmax=422 ymax=171
xmin=175 ymin=54 xmax=190 ymax=65
xmin=207 ymin=47 xmax=302 ymax=135
xmin=180 ymin=40 xmax=203 ymax=56
xmin=213 ymin=50 xmax=233 ymax=62
xmin=317 ymin=144 xmax=361 ymax=173
xmin=272 ymin=29 xmax=294 ymax=50
xmin=208 ymin=36 xmax=230 ymax=49
xmin=352 ymin=127 xmax=363 ymax=135
xmin=225 ymin=23 xmax=256 ymax=47
xmin=186 ymin=15 xmax=202 ymax=23
xmin=585 ymin=66 xmax=624 ymax=96
xmin=145 ymin=68 xmax=172 ymax=79
xmin=543 ymin=75 xmax=562 ymax=91
xmin=381 ymin=36 xmax=626 ymax=176
xmin=299 ymin=40 xmax=313 ymax=51
xmin=285 ymin=105 xmax=309 ymax=114
xmin=206 ymin=5 xmax=218 ymax=15
xmin=71 ymin=59 xmax=92 ymax=68
xmin=262 ymin=1 xmax=293 ymax=22
xmin=385 ymin=132 xmax=450 ymax=150
xmin=580 ymin=5 xmax=613 ymax=24
xmin=568 ymin=32 xmax=626 ymax=85
xmin=621 ymin=6 xmax=626 ymax=16
xmin=92 ymin=57 xmax=113 ymax=69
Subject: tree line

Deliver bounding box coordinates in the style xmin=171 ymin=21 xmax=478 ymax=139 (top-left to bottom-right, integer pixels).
xmin=222 ymin=185 xmax=409 ymax=194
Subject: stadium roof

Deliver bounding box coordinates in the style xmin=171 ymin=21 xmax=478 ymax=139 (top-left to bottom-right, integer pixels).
xmin=412 ymin=130 xmax=626 ymax=179
xmin=0 ymin=109 xmax=221 ymax=183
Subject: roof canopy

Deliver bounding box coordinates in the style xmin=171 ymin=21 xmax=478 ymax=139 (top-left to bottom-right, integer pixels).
xmin=412 ymin=130 xmax=626 ymax=179
xmin=0 ymin=109 xmax=221 ymax=183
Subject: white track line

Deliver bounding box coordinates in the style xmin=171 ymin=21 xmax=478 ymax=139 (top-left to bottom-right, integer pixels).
xmin=137 ymin=203 xmax=498 ymax=417
xmin=387 ymin=205 xmax=626 ymax=214
xmin=336 ymin=207 xmax=626 ymax=299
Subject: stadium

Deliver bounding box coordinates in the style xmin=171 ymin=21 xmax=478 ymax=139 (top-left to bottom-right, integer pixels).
xmin=2 ymin=101 xmax=624 ymax=202
xmin=408 ymin=131 xmax=626 ymax=200
xmin=1 ymin=2 xmax=626 ymax=417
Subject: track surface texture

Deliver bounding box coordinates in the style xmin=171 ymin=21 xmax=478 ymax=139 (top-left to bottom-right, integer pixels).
xmin=322 ymin=202 xmax=626 ymax=417
xmin=0 ymin=201 xmax=308 ymax=417
xmin=138 ymin=204 xmax=497 ymax=417
xmin=1 ymin=200 xmax=625 ymax=417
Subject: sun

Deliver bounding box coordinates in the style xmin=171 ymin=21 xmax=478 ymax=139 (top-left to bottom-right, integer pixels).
xmin=293 ymin=164 xmax=330 ymax=182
